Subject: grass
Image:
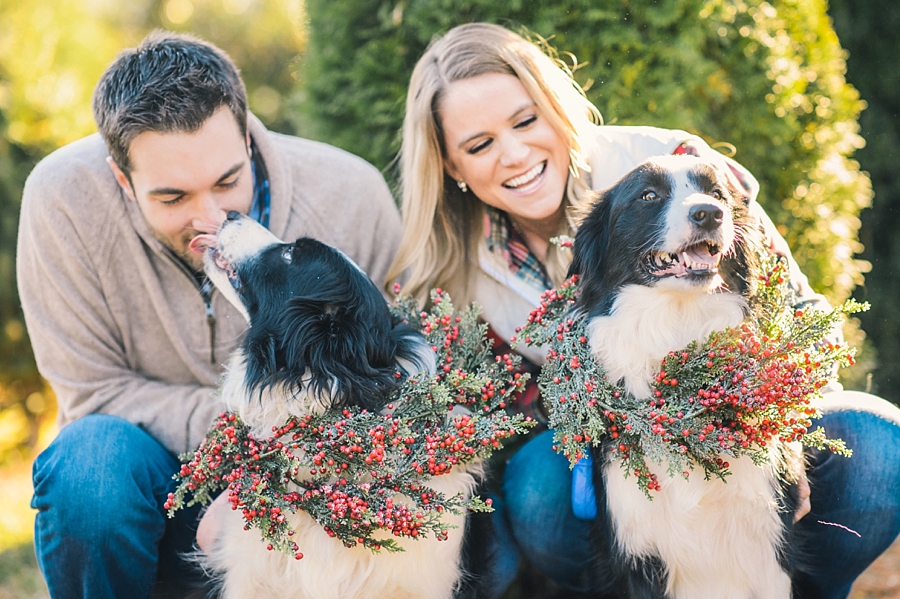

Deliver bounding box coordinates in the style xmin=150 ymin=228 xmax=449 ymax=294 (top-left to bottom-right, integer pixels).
xmin=0 ymin=461 xmax=47 ymax=599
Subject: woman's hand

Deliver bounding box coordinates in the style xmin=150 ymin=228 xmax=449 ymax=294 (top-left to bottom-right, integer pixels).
xmin=794 ymin=471 xmax=811 ymax=523
xmin=196 ymin=492 xmax=230 ymax=552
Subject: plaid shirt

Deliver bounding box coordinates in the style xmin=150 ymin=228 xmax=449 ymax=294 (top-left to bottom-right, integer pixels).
xmin=484 ymin=207 xmax=551 ymax=428
xmin=485 ymin=207 xmax=553 ymax=291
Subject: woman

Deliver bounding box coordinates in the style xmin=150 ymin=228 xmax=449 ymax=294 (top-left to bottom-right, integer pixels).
xmin=388 ymin=22 xmax=900 ymax=598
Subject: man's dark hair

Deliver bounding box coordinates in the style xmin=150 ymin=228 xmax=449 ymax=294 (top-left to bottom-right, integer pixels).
xmin=92 ymin=30 xmax=248 ymax=175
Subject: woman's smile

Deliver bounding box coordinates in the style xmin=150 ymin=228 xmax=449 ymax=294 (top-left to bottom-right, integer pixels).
xmin=439 ymin=72 xmax=570 ymax=240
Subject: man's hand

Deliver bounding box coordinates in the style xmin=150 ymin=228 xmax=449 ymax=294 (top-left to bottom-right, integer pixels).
xmin=794 ymin=471 xmax=811 ymax=523
xmin=196 ymin=492 xmax=230 ymax=552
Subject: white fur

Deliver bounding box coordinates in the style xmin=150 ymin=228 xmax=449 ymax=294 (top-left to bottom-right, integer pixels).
xmin=204 ymin=216 xmax=283 ymax=323
xmin=586 ymin=156 xmax=799 ymax=598
xmin=587 ymin=285 xmax=747 ymax=400
xmin=209 ymin=343 xmax=473 ymax=599
xmin=659 ymin=164 xmax=734 ymax=256
xmin=208 ymin=465 xmax=479 ymax=599
xmin=204 ymin=216 xmax=469 ymax=598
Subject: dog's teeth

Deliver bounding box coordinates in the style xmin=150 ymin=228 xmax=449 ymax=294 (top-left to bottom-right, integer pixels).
xmin=682 ymin=252 xmax=692 ymax=268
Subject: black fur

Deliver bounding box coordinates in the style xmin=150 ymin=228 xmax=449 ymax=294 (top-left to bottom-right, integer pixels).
xmin=212 ymin=224 xmax=496 ymax=598
xmin=567 ymin=156 xmax=803 ymax=597
xmin=228 ymin=236 xmax=426 ymax=411
xmin=569 ymin=159 xmax=762 ymax=318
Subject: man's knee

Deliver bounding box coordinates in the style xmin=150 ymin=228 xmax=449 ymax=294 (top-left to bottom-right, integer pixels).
xmin=32 ymin=414 xmax=177 ymax=537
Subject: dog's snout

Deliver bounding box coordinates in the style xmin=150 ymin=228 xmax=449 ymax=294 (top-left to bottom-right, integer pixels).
xmin=226 ymin=210 xmax=242 ymax=222
xmin=689 ymin=204 xmax=724 ymax=231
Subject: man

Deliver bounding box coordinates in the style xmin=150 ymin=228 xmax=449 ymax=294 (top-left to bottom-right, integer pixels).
xmin=17 ymin=31 xmax=401 ymax=598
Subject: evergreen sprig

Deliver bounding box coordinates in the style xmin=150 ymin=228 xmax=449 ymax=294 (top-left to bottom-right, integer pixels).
xmin=516 ymin=257 xmax=865 ymax=497
xmin=166 ymin=290 xmax=534 ymax=557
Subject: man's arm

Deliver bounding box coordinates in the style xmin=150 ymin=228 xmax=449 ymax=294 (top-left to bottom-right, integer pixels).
xmin=17 ymin=153 xmax=219 ymax=455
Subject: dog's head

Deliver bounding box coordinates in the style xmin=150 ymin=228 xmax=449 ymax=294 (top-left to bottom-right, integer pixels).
xmin=201 ymin=212 xmax=432 ymax=412
xmin=570 ymin=154 xmax=763 ymax=316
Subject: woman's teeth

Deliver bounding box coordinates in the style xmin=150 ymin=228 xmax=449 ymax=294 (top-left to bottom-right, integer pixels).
xmin=503 ymin=162 xmax=545 ymax=189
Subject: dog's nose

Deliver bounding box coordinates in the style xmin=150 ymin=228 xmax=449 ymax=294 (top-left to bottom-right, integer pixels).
xmin=226 ymin=210 xmax=242 ymax=222
xmin=689 ymin=204 xmax=724 ymax=231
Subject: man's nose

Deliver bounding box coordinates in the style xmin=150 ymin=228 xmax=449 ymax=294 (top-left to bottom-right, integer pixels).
xmin=192 ymin=197 xmax=228 ymax=233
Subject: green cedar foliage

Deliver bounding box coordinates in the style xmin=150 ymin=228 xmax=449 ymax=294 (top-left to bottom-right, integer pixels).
xmin=296 ymin=0 xmax=871 ymax=308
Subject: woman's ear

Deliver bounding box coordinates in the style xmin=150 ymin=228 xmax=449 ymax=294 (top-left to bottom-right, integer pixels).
xmin=443 ymin=159 xmax=461 ymax=183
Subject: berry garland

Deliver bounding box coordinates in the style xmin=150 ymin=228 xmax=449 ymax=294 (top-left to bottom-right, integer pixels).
xmin=166 ymin=290 xmax=534 ymax=557
xmin=516 ymin=256 xmax=865 ymax=497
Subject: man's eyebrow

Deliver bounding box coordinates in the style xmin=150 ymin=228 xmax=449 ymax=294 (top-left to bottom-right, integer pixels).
xmin=215 ymin=162 xmax=245 ymax=184
xmin=456 ymin=102 xmax=536 ymax=150
xmin=146 ymin=162 xmax=245 ymax=196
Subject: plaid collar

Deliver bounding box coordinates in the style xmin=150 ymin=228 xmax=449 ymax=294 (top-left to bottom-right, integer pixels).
xmin=484 ymin=206 xmax=553 ymax=291
xmin=248 ymin=140 xmax=271 ymax=228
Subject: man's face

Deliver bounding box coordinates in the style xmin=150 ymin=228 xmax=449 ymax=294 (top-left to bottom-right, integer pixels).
xmin=108 ymin=107 xmax=254 ymax=272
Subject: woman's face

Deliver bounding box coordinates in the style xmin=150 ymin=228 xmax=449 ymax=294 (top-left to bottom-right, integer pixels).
xmin=440 ymin=72 xmax=571 ymax=236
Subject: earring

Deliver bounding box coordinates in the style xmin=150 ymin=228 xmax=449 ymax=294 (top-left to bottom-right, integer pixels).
xmin=457 ymin=180 xmax=468 ymax=193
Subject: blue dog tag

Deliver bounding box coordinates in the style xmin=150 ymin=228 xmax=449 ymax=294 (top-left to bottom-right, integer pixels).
xmin=572 ymin=452 xmax=598 ymax=520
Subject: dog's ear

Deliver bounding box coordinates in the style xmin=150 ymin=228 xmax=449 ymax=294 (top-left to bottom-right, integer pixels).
xmin=570 ymin=191 xmax=614 ymax=311
xmin=243 ymin=330 xmax=278 ymax=394
xmin=277 ymin=297 xmax=401 ymax=411
xmin=390 ymin=317 xmax=436 ymax=377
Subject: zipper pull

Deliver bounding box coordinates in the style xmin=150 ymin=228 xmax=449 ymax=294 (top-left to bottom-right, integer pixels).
xmin=206 ymin=303 xmax=216 ymax=364
xmin=200 ymin=279 xmax=216 ymax=364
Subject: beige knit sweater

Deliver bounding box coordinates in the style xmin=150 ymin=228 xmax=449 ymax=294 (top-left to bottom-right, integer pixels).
xmin=17 ymin=115 xmax=402 ymax=454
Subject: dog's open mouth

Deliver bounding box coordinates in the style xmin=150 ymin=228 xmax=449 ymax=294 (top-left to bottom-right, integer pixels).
xmin=190 ymin=234 xmax=241 ymax=288
xmin=209 ymin=247 xmax=241 ymax=288
xmin=644 ymin=241 xmax=722 ymax=278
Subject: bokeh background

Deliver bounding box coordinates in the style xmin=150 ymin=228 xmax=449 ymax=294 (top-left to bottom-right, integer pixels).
xmin=1 ymin=0 xmax=898 ymax=596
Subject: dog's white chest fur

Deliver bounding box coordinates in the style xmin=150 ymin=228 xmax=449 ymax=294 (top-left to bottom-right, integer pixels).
xmin=588 ymin=284 xmax=794 ymax=599
xmin=210 ymin=469 xmax=477 ymax=599
xmin=587 ymin=283 xmax=747 ymax=400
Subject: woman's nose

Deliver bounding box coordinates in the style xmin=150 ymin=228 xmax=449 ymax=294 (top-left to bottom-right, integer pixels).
xmin=499 ymin=134 xmax=529 ymax=167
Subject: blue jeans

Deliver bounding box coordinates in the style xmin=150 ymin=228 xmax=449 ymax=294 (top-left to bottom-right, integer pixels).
xmin=31 ymin=415 xmax=211 ymax=599
xmin=498 ymin=391 xmax=900 ymax=598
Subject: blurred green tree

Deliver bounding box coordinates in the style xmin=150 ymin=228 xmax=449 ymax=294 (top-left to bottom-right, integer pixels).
xmin=829 ymin=0 xmax=900 ymax=401
xmin=0 ymin=0 xmax=306 ymax=464
xmin=297 ymin=0 xmax=871 ymax=303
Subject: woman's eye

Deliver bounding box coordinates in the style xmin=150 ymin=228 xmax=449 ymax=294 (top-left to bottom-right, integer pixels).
xmin=642 ymin=190 xmax=659 ymax=201
xmin=468 ymin=139 xmax=492 ymax=154
xmin=514 ymin=115 xmax=537 ymax=129
xmin=281 ymin=246 xmax=293 ymax=264
xmin=218 ymin=178 xmax=240 ymax=190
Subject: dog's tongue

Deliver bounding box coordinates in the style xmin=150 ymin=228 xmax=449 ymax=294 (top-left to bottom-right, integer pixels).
xmin=683 ymin=244 xmax=721 ymax=271
xmin=189 ymin=234 xmax=217 ymax=254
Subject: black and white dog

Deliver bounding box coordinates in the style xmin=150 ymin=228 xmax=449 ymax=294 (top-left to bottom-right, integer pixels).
xmin=196 ymin=212 xmax=494 ymax=599
xmin=569 ymin=155 xmax=803 ymax=598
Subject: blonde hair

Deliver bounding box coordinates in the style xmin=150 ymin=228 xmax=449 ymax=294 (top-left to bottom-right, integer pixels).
xmin=386 ymin=23 xmax=601 ymax=305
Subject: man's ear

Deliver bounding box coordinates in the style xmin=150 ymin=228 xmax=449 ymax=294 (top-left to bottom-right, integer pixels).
xmin=106 ymin=157 xmax=136 ymax=202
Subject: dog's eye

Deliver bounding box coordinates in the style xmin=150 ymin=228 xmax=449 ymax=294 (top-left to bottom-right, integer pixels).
xmin=227 ymin=268 xmax=242 ymax=290
xmin=642 ymin=190 xmax=659 ymax=201
xmin=281 ymin=246 xmax=293 ymax=264
xmin=710 ymin=189 xmax=724 ymax=201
